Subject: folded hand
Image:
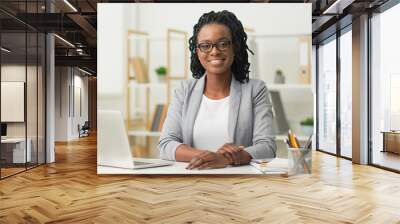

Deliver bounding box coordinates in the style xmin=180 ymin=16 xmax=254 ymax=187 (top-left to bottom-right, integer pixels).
xmin=186 ymin=151 xmax=230 ymax=170
xmin=216 ymin=143 xmax=244 ymax=165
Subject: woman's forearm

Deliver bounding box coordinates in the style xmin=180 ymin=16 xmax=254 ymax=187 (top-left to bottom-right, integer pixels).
xmin=175 ymin=144 xmax=205 ymax=162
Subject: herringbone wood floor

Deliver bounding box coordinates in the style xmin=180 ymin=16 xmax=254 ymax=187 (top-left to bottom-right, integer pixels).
xmin=1 ymin=134 xmax=400 ymax=224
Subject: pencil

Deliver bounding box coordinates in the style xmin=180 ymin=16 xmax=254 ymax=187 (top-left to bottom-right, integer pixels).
xmin=293 ymin=134 xmax=301 ymax=149
xmin=288 ymin=130 xmax=300 ymax=148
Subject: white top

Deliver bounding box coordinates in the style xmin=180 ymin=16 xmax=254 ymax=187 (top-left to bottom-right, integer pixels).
xmin=192 ymin=94 xmax=230 ymax=152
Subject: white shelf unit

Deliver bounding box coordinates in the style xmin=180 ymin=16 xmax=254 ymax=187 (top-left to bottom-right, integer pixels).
xmin=128 ymin=82 xmax=166 ymax=89
xmin=275 ymin=135 xmax=308 ymax=142
xmin=126 ymin=29 xmax=188 ymax=144
xmin=128 ymin=130 xmax=161 ymax=137
xmin=128 ymin=81 xmax=167 ymax=116
xmin=268 ymin=84 xmax=312 ymax=91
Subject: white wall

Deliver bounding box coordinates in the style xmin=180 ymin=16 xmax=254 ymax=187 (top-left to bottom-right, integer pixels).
xmin=136 ymin=3 xmax=310 ymax=36
xmin=55 ymin=67 xmax=69 ymax=141
xmin=1 ymin=65 xmax=36 ymax=137
xmin=72 ymin=74 xmax=89 ymax=138
xmin=55 ymin=67 xmax=89 ymax=141
xmin=97 ymin=4 xmax=134 ymax=117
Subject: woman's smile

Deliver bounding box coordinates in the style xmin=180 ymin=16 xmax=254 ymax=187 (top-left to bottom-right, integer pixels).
xmin=196 ymin=23 xmax=234 ymax=77
xmin=208 ymin=58 xmax=225 ymax=65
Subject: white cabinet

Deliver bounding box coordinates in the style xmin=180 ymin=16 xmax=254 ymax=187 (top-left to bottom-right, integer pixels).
xmin=1 ymin=138 xmax=32 ymax=163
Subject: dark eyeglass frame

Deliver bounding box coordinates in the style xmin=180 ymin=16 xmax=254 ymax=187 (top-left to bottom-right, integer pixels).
xmin=196 ymin=40 xmax=232 ymax=53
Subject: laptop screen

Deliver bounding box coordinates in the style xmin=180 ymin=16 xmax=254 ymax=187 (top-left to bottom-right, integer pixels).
xmin=1 ymin=123 xmax=7 ymax=137
xmin=269 ymin=91 xmax=289 ymax=135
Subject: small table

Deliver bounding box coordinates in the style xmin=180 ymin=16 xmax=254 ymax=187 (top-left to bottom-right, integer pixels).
xmin=381 ymin=131 xmax=400 ymax=154
xmin=1 ymin=138 xmax=32 ymax=163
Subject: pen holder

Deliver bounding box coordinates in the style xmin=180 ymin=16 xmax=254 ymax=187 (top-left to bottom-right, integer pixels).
xmin=288 ymin=147 xmax=312 ymax=175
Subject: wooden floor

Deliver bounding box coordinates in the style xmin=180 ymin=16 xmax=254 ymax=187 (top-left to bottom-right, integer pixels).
xmin=1 ymin=135 xmax=400 ymax=223
xmin=0 ymin=167 xmax=26 ymax=178
xmin=372 ymin=150 xmax=400 ymax=171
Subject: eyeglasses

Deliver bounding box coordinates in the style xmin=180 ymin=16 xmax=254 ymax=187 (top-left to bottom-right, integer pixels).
xmin=196 ymin=40 xmax=231 ymax=53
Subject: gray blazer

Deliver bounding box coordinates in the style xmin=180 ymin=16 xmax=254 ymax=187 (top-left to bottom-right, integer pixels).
xmin=158 ymin=75 xmax=276 ymax=161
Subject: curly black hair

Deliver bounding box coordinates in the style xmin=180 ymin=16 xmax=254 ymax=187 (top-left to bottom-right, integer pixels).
xmin=188 ymin=10 xmax=254 ymax=83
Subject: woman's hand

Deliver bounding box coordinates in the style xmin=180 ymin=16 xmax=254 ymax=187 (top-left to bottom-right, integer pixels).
xmin=216 ymin=143 xmax=244 ymax=165
xmin=186 ymin=151 xmax=230 ymax=170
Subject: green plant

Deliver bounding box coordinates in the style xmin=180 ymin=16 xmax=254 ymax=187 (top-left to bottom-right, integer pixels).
xmin=155 ymin=66 xmax=167 ymax=76
xmin=300 ymin=117 xmax=314 ymax=126
xmin=275 ymin=69 xmax=283 ymax=76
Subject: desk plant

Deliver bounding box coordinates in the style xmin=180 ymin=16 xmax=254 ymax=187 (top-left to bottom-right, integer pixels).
xmin=274 ymin=69 xmax=285 ymax=84
xmin=155 ymin=66 xmax=167 ymax=82
xmin=300 ymin=117 xmax=314 ymax=136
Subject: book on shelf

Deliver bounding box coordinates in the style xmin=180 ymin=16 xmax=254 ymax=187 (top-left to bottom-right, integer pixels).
xmin=129 ymin=57 xmax=148 ymax=83
xmin=158 ymin=105 xmax=169 ymax=132
xmin=151 ymin=104 xmax=163 ymax=132
xmin=150 ymin=104 xmax=169 ymax=132
xmin=298 ymin=66 xmax=310 ymax=84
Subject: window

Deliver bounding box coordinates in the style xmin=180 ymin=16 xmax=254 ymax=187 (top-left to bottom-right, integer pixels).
xmin=317 ymin=37 xmax=337 ymax=154
xmin=0 ymin=1 xmax=47 ymax=179
xmin=339 ymin=28 xmax=352 ymax=158
xmin=370 ymin=2 xmax=400 ymax=171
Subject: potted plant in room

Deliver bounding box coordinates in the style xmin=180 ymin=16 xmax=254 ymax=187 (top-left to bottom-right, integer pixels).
xmin=274 ymin=69 xmax=285 ymax=84
xmin=155 ymin=66 xmax=167 ymax=82
xmin=300 ymin=117 xmax=314 ymax=136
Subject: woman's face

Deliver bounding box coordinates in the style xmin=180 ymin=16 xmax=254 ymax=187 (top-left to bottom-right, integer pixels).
xmin=196 ymin=23 xmax=234 ymax=76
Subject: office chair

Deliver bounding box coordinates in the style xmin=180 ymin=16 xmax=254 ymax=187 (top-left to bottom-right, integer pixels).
xmin=79 ymin=121 xmax=90 ymax=138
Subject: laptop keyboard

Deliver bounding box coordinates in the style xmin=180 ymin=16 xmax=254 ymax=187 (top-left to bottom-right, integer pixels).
xmin=133 ymin=161 xmax=154 ymax=166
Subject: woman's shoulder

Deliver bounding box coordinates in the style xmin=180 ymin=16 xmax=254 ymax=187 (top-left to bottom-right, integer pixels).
xmin=246 ymin=78 xmax=266 ymax=86
xmin=172 ymin=78 xmax=199 ymax=98
xmin=176 ymin=78 xmax=198 ymax=92
xmin=180 ymin=78 xmax=198 ymax=88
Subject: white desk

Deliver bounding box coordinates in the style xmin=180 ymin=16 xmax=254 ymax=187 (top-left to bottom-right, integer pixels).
xmin=98 ymin=158 xmax=288 ymax=175
xmin=1 ymin=138 xmax=31 ymax=163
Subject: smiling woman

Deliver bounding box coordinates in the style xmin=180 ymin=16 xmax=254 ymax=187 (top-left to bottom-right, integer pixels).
xmin=195 ymin=24 xmax=235 ymax=81
xmin=158 ymin=10 xmax=277 ymax=170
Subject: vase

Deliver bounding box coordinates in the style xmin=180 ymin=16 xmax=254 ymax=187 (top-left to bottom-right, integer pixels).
xmin=157 ymin=75 xmax=166 ymax=83
xmin=301 ymin=125 xmax=313 ymax=136
xmin=274 ymin=74 xmax=285 ymax=84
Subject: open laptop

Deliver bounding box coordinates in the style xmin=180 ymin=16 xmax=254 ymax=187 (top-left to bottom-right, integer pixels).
xmin=98 ymin=110 xmax=173 ymax=169
xmin=269 ymin=91 xmax=290 ymax=135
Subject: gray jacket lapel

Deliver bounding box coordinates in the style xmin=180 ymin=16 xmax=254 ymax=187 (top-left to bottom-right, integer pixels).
xmin=184 ymin=76 xmax=205 ymax=146
xmin=228 ymin=77 xmax=242 ymax=143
